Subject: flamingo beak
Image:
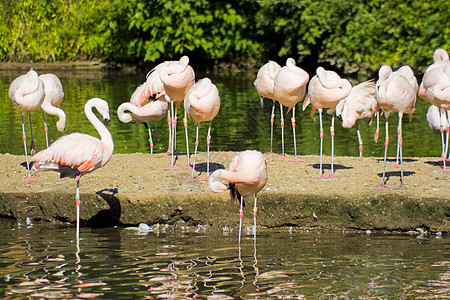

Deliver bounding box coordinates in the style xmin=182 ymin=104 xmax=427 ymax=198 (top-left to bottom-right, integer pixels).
xmin=103 ymin=118 xmax=110 ymax=126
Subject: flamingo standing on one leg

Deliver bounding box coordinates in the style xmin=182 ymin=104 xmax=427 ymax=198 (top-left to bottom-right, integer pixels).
xmin=273 ymin=58 xmax=309 ymax=161
xmin=9 ymin=69 xmax=45 ymax=182
xmin=426 ymin=104 xmax=450 ymax=161
xmin=29 ymin=98 xmax=114 ymax=244
xmin=38 ymin=73 xmax=66 ymax=148
xmin=184 ymin=78 xmax=221 ymax=182
xmin=208 ymin=150 xmax=267 ymax=242
xmin=419 ymin=48 xmax=450 ymax=171
xmin=374 ymin=65 xmax=417 ymax=189
xmin=302 ymin=67 xmax=352 ymax=178
xmin=336 ymin=80 xmax=377 ymax=157
xmin=117 ymin=84 xmax=169 ymax=154
xmin=254 ymin=60 xmax=281 ymax=154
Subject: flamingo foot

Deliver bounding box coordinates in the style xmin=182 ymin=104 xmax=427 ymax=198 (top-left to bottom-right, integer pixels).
xmin=277 ymin=156 xmax=289 ymax=161
xmin=186 ymin=177 xmax=199 ymax=183
xmin=166 ymin=150 xmax=173 ymax=154
xmin=182 ymin=164 xmax=192 ymax=169
xmin=266 ymin=151 xmax=275 ymax=155
xmin=289 ymin=157 xmax=305 ymax=162
xmin=164 ymin=165 xmax=180 ymax=170
xmin=392 ymin=163 xmax=405 ymax=168
xmin=201 ymin=176 xmax=209 ymax=181
xmin=22 ymin=176 xmax=37 ymax=183
xmin=312 ymin=174 xmax=328 ymax=179
xmin=327 ymin=172 xmax=342 ymax=178
xmin=392 ymin=185 xmax=407 ymax=190
xmin=372 ymin=185 xmax=389 ymax=190
xmin=438 ymin=168 xmax=450 ymax=172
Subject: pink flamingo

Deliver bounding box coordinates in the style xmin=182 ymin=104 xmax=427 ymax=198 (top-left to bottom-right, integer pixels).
xmin=29 ymin=98 xmax=114 ymax=242
xmin=374 ymin=65 xmax=417 ymax=189
xmin=117 ymin=84 xmax=169 ymax=154
xmin=336 ymin=80 xmax=377 ymax=157
xmin=184 ymin=78 xmax=221 ymax=182
xmin=208 ymin=150 xmax=268 ymax=242
xmin=39 ymin=73 xmax=66 ymax=148
xmin=273 ymin=58 xmax=309 ymax=161
xmin=9 ymin=69 xmax=45 ymax=182
xmin=302 ymin=67 xmax=352 ymax=178
xmin=254 ymin=60 xmax=281 ymax=153
xmin=419 ymin=48 xmax=450 ymax=171
xmin=140 ymin=56 xmax=195 ymax=169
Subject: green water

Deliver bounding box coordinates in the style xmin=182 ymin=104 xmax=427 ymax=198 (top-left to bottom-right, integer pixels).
xmin=0 ymin=68 xmax=443 ymax=158
xmin=0 ymin=219 xmax=448 ymax=299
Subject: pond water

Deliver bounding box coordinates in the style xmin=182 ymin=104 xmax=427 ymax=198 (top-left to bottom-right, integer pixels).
xmin=0 ymin=67 xmax=443 ymax=158
xmin=0 ymin=219 xmax=448 ymax=299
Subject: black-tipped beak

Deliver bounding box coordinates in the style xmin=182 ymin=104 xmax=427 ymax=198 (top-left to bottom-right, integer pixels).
xmin=336 ymin=114 xmax=343 ymax=122
xmin=103 ymin=118 xmax=110 ymax=126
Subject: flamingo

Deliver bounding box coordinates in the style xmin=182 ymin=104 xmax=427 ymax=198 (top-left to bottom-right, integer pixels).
xmin=426 ymin=104 xmax=450 ymax=161
xmin=9 ymin=69 xmax=45 ymax=182
xmin=39 ymin=73 xmax=66 ymax=148
xmin=117 ymin=84 xmax=169 ymax=154
xmin=254 ymin=60 xmax=281 ymax=153
xmin=29 ymin=98 xmax=114 ymax=242
xmin=273 ymin=58 xmax=309 ymax=161
xmin=419 ymin=48 xmax=450 ymax=171
xmin=208 ymin=150 xmax=268 ymax=242
xmin=374 ymin=65 xmax=417 ymax=189
xmin=336 ymin=80 xmax=377 ymax=157
xmin=140 ymin=56 xmax=195 ymax=170
xmin=184 ymin=78 xmax=221 ymax=182
xmin=302 ymin=67 xmax=352 ymax=178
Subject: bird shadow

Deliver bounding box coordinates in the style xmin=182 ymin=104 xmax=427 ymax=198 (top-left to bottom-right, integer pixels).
xmin=310 ymin=163 xmax=353 ymax=171
xmin=424 ymin=159 xmax=448 ymax=168
xmin=193 ymin=162 xmax=225 ymax=174
xmin=376 ymin=170 xmax=415 ymax=179
xmin=88 ymin=188 xmax=121 ymax=227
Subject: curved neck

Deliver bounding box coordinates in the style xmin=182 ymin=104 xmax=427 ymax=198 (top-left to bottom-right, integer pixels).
xmin=117 ymin=102 xmax=138 ymax=123
xmin=85 ymin=101 xmax=113 ymax=146
xmin=41 ymin=100 xmax=66 ymax=130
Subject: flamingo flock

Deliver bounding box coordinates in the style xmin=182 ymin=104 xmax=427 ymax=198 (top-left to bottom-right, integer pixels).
xmin=8 ymin=48 xmax=450 ymax=241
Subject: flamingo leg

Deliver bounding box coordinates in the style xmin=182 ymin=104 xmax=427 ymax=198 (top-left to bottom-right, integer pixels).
xmin=21 ymin=113 xmax=36 ymax=182
xmin=28 ymin=111 xmax=35 ymax=156
xmin=313 ymin=109 xmax=327 ymax=179
xmin=374 ymin=114 xmax=389 ymax=189
xmin=439 ymin=109 xmax=446 ymax=159
xmin=187 ymin=125 xmax=200 ymax=182
xmin=154 ymin=120 xmax=159 ymax=141
xmin=238 ymin=195 xmax=244 ymax=244
xmin=393 ymin=113 xmax=406 ymax=189
xmin=252 ymin=194 xmax=258 ymax=236
xmin=440 ymin=110 xmax=450 ymax=172
xmin=356 ymin=123 xmax=363 ymax=157
xmin=201 ymin=121 xmax=212 ymax=181
xmin=167 ymin=110 xmax=172 ymax=154
xmin=290 ymin=106 xmax=304 ymax=162
xmin=278 ymin=103 xmax=288 ymax=160
xmin=374 ymin=110 xmax=380 ymax=143
xmin=42 ymin=112 xmax=49 ymax=148
xmin=165 ymin=102 xmax=180 ymax=170
xmin=183 ymin=109 xmax=191 ymax=168
xmin=328 ymin=112 xmax=341 ymax=177
xmin=146 ymin=122 xmax=154 ymax=154
xmin=269 ymin=101 xmax=275 ymax=154
xmin=393 ymin=128 xmax=401 ymax=168
xmin=75 ymin=178 xmax=81 ymax=244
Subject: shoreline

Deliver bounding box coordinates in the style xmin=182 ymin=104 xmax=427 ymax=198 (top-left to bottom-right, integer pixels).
xmin=0 ymin=152 xmax=448 ymax=233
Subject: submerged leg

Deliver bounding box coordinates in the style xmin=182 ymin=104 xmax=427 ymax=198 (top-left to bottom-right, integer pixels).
xmin=75 ymin=179 xmax=81 ymax=244
xmin=187 ymin=125 xmax=200 ymax=182
xmin=21 ymin=113 xmax=36 ymax=182
xmin=313 ymin=109 xmax=327 ymax=179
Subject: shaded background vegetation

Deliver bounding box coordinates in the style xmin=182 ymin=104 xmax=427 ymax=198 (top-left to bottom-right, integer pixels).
xmin=1 ymin=0 xmax=449 ymax=78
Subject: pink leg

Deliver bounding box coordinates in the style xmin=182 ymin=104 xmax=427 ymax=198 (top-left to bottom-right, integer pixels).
xmin=165 ymin=102 xmax=180 ymax=170
xmin=182 ymin=109 xmax=191 ymax=168
xmin=268 ymin=101 xmax=275 ymax=154
xmin=21 ymin=113 xmax=36 ymax=182
xmin=277 ymin=103 xmax=288 ymax=160
xmin=313 ymin=109 xmax=327 ymax=179
xmin=290 ymin=107 xmax=304 ymax=162
xmin=328 ymin=113 xmax=341 ymax=177
xmin=187 ymin=125 xmax=200 ymax=182
xmin=374 ymin=114 xmax=389 ymax=189
xmin=392 ymin=113 xmax=407 ymax=189
xmin=201 ymin=122 xmax=212 ymax=181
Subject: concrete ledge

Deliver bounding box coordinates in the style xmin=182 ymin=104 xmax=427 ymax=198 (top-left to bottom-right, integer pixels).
xmin=0 ymin=153 xmax=448 ymax=232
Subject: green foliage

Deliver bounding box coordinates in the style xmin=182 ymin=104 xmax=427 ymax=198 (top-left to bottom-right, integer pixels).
xmin=0 ymin=0 xmax=449 ymax=76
